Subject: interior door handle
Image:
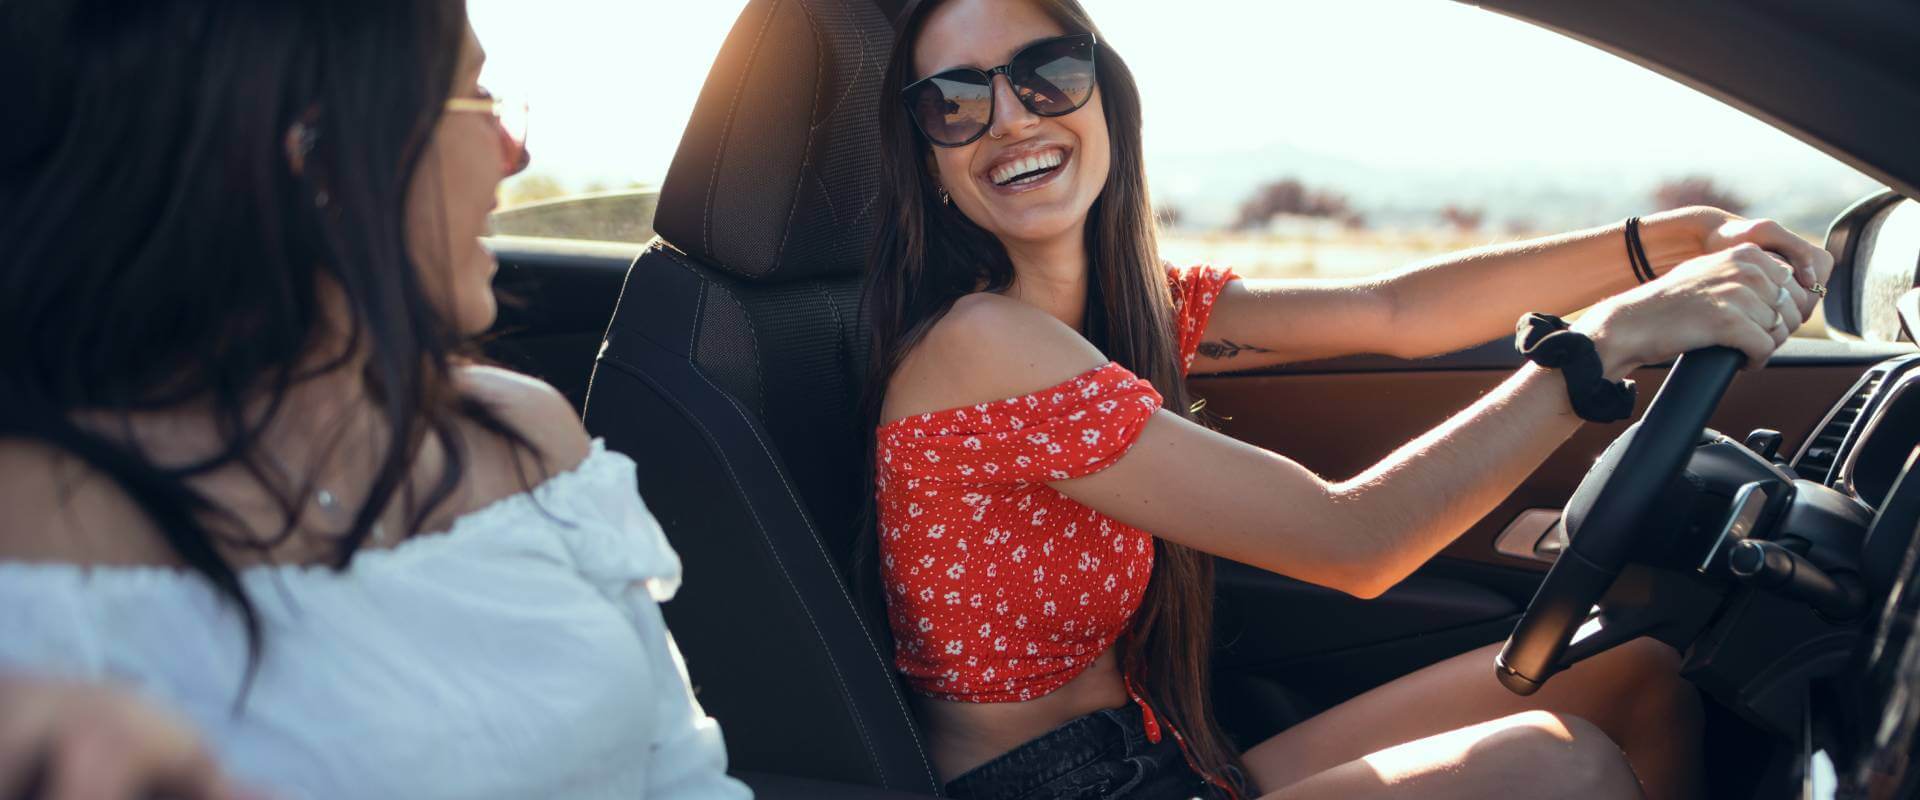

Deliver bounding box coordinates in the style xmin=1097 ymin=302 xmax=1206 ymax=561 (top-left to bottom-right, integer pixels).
xmin=1493 ymin=509 xmax=1566 ymax=562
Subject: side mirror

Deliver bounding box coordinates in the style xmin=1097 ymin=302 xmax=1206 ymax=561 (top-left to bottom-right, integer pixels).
xmin=1821 ymin=190 xmax=1919 ymax=341
xmin=1899 ymin=287 xmax=1920 ymax=344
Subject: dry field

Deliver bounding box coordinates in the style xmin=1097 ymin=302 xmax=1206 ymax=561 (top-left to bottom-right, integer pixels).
xmin=1159 ymin=229 xmax=1501 ymax=280
xmin=1158 ymin=228 xmax=1830 ymax=337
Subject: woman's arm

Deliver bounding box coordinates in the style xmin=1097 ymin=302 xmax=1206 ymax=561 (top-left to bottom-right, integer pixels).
xmin=1188 ymin=207 xmax=1833 ymax=374
xmin=894 ymin=244 xmax=1802 ymax=599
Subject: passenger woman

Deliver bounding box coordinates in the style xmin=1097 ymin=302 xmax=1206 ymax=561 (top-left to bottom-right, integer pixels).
xmin=0 ymin=1 xmax=746 ymax=796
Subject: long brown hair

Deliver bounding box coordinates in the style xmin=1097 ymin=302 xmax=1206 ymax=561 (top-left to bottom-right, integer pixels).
xmin=860 ymin=0 xmax=1247 ymax=790
xmin=0 ymin=0 xmax=540 ymax=699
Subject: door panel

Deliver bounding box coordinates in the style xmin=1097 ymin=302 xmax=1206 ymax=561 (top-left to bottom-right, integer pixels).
xmin=1192 ymin=342 xmax=1890 ymax=571
xmin=1197 ymin=339 xmax=1898 ymax=739
xmin=482 ymin=237 xmax=641 ymax=411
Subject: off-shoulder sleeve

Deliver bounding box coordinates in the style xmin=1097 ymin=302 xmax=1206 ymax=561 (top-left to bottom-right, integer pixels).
xmin=879 ymin=362 xmax=1163 ymax=487
xmin=546 ymin=441 xmax=750 ymax=799
xmin=1166 ymin=264 xmax=1238 ymax=376
xmin=0 ymin=566 xmax=107 ymax=677
xmin=548 ymin=441 xmax=684 ymax=603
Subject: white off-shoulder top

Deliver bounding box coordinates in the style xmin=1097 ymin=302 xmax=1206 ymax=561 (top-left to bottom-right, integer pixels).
xmin=0 ymin=440 xmax=749 ymax=799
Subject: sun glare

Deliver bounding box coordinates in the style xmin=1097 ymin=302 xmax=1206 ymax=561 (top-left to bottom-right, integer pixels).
xmin=474 ymin=0 xmax=1880 ymax=261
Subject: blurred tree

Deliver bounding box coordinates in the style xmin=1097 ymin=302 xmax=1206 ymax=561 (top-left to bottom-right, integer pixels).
xmin=502 ymin=173 xmax=568 ymax=207
xmin=1234 ymin=178 xmax=1356 ymax=230
xmin=1652 ymin=175 xmax=1748 ymax=215
xmin=1439 ymin=204 xmax=1485 ymax=233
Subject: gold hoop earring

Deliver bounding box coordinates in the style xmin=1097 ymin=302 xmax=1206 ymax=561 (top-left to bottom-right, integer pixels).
xmin=989 ymin=129 xmax=1006 ymax=140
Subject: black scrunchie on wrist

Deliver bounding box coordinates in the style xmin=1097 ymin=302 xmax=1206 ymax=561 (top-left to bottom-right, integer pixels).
xmin=1515 ymin=313 xmax=1638 ymax=423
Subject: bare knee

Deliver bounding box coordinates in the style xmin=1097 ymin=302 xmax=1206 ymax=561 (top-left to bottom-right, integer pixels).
xmin=1492 ymin=711 xmax=1643 ymax=799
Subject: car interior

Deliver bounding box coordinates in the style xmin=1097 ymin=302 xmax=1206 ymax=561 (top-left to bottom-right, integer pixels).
xmin=479 ymin=0 xmax=1920 ymax=796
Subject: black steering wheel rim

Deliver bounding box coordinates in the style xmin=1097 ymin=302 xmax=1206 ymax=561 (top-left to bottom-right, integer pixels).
xmin=1496 ymin=347 xmax=1746 ymax=695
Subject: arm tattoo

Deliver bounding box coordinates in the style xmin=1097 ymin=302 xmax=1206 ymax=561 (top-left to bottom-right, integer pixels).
xmin=1196 ymin=339 xmax=1275 ymax=360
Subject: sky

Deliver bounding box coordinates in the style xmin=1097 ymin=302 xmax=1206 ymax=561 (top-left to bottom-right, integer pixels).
xmin=467 ymin=0 xmax=1880 ymax=228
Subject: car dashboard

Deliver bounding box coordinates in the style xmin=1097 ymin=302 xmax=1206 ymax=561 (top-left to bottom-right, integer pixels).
xmin=1793 ymin=353 xmax=1920 ymax=510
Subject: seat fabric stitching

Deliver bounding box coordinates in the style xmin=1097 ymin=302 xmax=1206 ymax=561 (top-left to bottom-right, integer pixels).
xmin=767 ymin=0 xmax=829 ymax=279
xmin=647 ymin=247 xmax=938 ymax=789
xmin=704 ymin=0 xmax=784 ymax=259
xmin=595 ymin=352 xmax=887 ymax=785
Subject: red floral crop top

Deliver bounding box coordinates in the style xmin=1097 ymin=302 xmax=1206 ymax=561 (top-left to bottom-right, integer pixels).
xmin=875 ymin=265 xmax=1236 ymax=702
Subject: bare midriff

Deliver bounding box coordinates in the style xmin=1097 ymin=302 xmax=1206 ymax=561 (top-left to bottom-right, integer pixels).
xmin=917 ymin=646 xmax=1130 ymax=782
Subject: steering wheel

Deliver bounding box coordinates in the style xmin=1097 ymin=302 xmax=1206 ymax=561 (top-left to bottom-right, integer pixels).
xmin=1496 ymin=347 xmax=1746 ymax=695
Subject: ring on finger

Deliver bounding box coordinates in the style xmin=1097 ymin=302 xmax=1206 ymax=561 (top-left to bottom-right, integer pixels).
xmin=1809 ymin=282 xmax=1829 ymax=298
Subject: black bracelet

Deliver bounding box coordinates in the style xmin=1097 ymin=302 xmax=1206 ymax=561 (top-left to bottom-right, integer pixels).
xmin=1624 ymin=217 xmax=1656 ymax=283
xmin=1515 ymin=313 xmax=1638 ymax=423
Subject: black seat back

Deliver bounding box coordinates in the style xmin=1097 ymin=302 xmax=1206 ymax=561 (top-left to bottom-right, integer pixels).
xmin=581 ymin=0 xmax=937 ymax=792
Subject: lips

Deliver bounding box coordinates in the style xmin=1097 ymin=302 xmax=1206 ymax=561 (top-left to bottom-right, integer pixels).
xmin=982 ymin=144 xmax=1071 ymax=189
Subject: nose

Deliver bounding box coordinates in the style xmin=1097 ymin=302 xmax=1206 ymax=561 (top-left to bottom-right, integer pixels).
xmin=507 ymin=142 xmax=531 ymax=177
xmin=985 ymin=73 xmax=1039 ymax=141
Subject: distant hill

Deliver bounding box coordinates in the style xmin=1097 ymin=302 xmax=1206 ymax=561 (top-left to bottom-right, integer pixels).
xmin=1148 ymin=141 xmax=1885 ymax=236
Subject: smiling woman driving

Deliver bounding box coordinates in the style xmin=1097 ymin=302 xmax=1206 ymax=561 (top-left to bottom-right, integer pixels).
xmin=0 ymin=1 xmax=745 ymax=797
xmin=863 ymin=1 xmax=1835 ymax=798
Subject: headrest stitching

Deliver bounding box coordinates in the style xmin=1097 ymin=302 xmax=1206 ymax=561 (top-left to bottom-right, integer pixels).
xmin=802 ymin=1 xmax=876 ymax=237
xmin=704 ymin=0 xmax=787 ymax=261
xmin=766 ymin=0 xmax=830 ymax=280
xmin=846 ymin=36 xmax=885 ymax=241
xmin=810 ymin=0 xmax=869 ymax=131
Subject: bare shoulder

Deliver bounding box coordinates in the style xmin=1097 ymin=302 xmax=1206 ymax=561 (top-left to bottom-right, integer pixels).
xmin=0 ymin=438 xmax=174 ymax=564
xmin=883 ymin=293 xmax=1108 ymax=424
xmin=454 ymin=365 xmax=592 ymax=474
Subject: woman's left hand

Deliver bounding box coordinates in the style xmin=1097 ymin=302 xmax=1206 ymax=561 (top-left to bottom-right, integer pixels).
xmin=1646 ymin=206 xmax=1834 ymax=318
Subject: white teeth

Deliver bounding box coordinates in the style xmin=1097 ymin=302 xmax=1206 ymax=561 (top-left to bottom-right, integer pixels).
xmin=990 ymin=149 xmax=1067 ymax=186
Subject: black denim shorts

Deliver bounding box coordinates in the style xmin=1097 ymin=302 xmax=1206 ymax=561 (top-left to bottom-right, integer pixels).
xmin=942 ymin=704 xmax=1237 ymax=800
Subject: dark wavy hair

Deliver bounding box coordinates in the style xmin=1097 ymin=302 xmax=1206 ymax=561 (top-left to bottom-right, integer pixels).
xmin=860 ymin=0 xmax=1248 ymax=791
xmin=0 ymin=0 xmax=537 ymax=690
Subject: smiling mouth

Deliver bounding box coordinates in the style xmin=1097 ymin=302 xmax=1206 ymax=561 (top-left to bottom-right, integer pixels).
xmin=989 ymin=148 xmax=1067 ymax=188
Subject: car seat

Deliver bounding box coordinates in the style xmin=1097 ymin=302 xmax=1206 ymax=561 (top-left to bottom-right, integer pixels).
xmin=581 ymin=0 xmax=939 ymax=793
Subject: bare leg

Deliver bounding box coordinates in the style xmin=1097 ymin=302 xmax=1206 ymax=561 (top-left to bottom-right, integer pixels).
xmin=1264 ymin=711 xmax=1643 ymax=799
xmin=1242 ymin=637 xmax=1703 ymax=799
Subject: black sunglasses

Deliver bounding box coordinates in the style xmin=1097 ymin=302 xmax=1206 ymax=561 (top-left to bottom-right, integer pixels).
xmin=900 ymin=33 xmax=1098 ymax=148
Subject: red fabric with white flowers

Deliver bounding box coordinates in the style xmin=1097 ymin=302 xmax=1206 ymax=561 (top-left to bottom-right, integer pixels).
xmin=876 ymin=265 xmax=1235 ymax=702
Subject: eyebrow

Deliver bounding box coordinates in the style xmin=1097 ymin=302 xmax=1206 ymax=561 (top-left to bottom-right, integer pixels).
xmin=933 ymin=33 xmax=1063 ymax=74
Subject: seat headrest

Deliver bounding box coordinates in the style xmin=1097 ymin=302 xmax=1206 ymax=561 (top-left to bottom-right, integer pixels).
xmin=654 ymin=0 xmax=894 ymax=283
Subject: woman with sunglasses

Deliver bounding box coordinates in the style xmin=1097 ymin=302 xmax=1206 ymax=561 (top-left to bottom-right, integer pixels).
xmin=0 ymin=1 xmax=746 ymax=797
xmin=865 ymin=0 xmax=1833 ymax=798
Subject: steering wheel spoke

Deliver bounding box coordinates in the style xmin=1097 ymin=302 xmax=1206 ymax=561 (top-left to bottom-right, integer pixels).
xmin=1497 ymin=347 xmax=1748 ymax=694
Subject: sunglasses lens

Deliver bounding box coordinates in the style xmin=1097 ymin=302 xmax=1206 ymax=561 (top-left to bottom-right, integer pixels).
xmin=1006 ymin=35 xmax=1098 ymax=114
xmin=910 ymin=72 xmax=992 ymax=145
xmin=496 ymin=98 xmax=529 ymax=150
xmin=1012 ymin=37 xmax=1095 ymax=116
xmin=486 ymin=96 xmax=531 ymax=173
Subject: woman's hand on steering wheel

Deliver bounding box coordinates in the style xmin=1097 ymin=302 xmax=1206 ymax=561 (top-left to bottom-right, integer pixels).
xmin=0 ymin=674 xmax=254 ymax=800
xmin=1643 ymin=206 xmax=1835 ymax=318
xmin=1573 ymin=241 xmax=1814 ymax=378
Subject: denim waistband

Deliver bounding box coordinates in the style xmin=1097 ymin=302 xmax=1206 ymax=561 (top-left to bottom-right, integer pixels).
xmin=943 ymin=704 xmax=1148 ymax=799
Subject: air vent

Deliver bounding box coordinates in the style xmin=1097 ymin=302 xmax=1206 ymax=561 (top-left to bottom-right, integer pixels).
xmin=1796 ymin=372 xmax=1886 ymax=481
